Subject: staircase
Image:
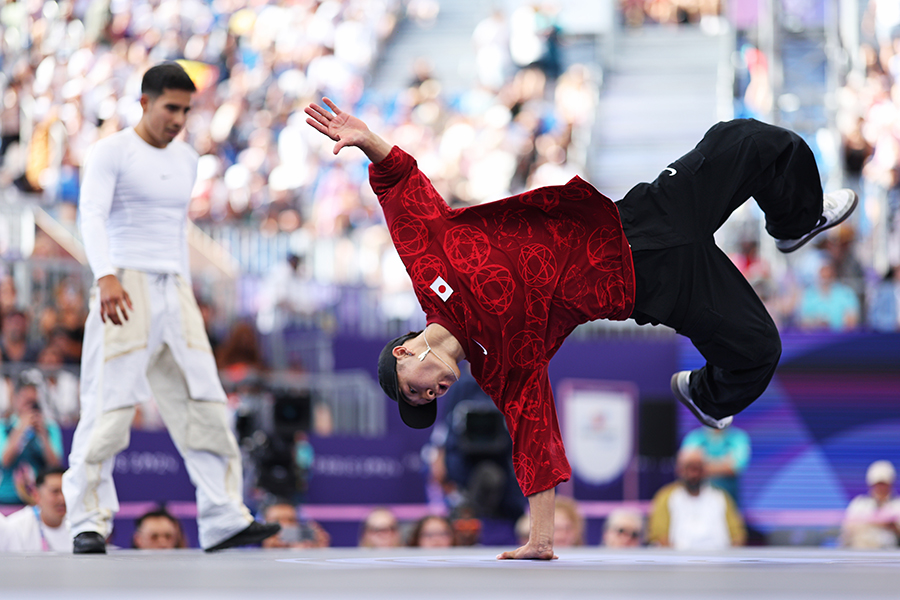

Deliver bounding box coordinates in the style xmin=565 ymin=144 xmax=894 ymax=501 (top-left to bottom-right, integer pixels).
xmin=588 ymin=24 xmax=732 ymax=201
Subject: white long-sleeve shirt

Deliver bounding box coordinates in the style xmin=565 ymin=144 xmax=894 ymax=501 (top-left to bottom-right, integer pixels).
xmin=79 ymin=128 xmax=198 ymax=281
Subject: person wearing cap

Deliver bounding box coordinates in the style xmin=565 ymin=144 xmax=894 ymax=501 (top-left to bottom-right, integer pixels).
xmin=304 ymin=98 xmax=857 ymax=559
xmin=841 ymin=460 xmax=900 ymax=548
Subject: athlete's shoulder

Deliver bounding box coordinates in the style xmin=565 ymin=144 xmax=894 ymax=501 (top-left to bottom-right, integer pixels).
xmin=168 ymin=138 xmax=200 ymax=161
xmin=95 ymin=128 xmax=137 ymax=150
xmin=84 ymin=129 xmax=133 ymax=169
xmin=91 ymin=129 xmax=134 ymax=152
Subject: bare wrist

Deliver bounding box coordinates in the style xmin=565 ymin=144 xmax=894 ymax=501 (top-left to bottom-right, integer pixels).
xmin=361 ymin=132 xmax=392 ymax=164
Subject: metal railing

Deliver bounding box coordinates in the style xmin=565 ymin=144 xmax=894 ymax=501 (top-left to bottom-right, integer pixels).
xmin=1 ymin=363 xmax=387 ymax=437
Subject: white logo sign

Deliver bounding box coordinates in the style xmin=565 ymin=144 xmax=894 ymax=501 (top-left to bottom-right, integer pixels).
xmin=430 ymin=276 xmax=453 ymax=302
xmin=564 ymin=389 xmax=633 ymax=485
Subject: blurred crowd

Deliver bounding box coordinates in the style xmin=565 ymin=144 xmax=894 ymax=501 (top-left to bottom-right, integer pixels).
xmin=0 ymin=0 xmax=597 ymax=290
xmin=0 ymin=0 xmax=603 ymax=418
xmin=831 ymin=0 xmax=900 ymax=332
xmin=0 ymin=0 xmax=896 ymax=349
xmin=621 ymin=0 xmax=723 ymax=28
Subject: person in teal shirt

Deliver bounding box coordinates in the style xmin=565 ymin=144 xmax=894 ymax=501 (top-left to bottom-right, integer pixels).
xmin=797 ymin=260 xmax=860 ymax=331
xmin=0 ymin=372 xmax=63 ymax=504
xmin=680 ymin=426 xmax=751 ymax=505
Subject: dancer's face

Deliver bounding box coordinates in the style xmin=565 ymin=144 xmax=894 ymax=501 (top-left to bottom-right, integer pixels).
xmin=393 ymin=346 xmax=455 ymax=405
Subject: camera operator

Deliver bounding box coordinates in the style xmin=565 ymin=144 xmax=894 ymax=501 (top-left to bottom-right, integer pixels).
xmin=0 ymin=370 xmax=63 ymax=504
xmin=229 ymin=373 xmax=313 ymax=505
xmin=425 ymin=371 xmax=526 ymax=522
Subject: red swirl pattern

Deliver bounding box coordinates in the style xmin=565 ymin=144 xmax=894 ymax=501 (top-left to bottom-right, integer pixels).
xmin=390 ymin=215 xmax=430 ymax=258
xmin=470 ymin=264 xmax=515 ymax=315
xmin=517 ymin=243 xmax=558 ymax=287
xmin=444 ymin=225 xmax=492 ymax=273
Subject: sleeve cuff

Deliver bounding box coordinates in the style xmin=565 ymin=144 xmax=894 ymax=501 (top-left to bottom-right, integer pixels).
xmin=368 ymin=146 xmax=415 ymax=195
xmin=92 ymin=267 xmax=117 ymax=281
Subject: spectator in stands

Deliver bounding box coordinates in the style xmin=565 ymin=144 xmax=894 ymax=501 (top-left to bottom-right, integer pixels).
xmin=132 ymin=506 xmax=187 ymax=550
xmin=449 ymin=504 xmax=482 ymax=547
xmin=0 ymin=309 xmax=40 ymax=365
xmin=0 ymin=371 xmax=63 ymax=504
xmin=867 ymin=265 xmax=900 ymax=332
xmin=472 ymin=9 xmax=511 ymax=92
xmin=841 ymin=460 xmax=900 ymax=549
xmin=796 ymin=259 xmax=861 ymax=331
xmin=359 ymin=507 xmax=402 ymax=549
xmin=647 ymin=448 xmax=746 ymax=549
xmin=216 ymin=320 xmax=268 ymax=376
xmin=0 ymin=276 xmax=17 ymax=317
xmin=407 ymin=515 xmax=455 ymax=548
xmin=260 ymin=499 xmax=330 ymax=549
xmin=0 ymin=360 xmax=9 ymax=419
xmin=53 ymin=279 xmax=86 ymax=364
xmin=0 ymin=467 xmax=71 ymax=552
xmin=680 ymin=425 xmax=751 ymax=506
xmin=553 ymin=496 xmax=585 ymax=548
xmin=42 ymin=327 xmax=81 ymax=368
xmin=35 ymin=345 xmax=80 ymax=427
xmin=602 ymin=508 xmax=644 ymax=548
xmin=822 ymin=230 xmax=865 ymax=306
xmin=0 ymin=0 xmax=628 ymax=351
xmin=257 ymin=252 xmax=331 ymax=335
xmin=196 ymin=297 xmax=223 ymax=358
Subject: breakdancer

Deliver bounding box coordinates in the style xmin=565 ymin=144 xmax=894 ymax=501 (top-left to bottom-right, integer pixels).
xmin=305 ymin=98 xmax=856 ymax=559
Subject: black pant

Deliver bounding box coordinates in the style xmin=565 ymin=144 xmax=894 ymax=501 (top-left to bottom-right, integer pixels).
xmin=616 ymin=119 xmax=823 ymax=419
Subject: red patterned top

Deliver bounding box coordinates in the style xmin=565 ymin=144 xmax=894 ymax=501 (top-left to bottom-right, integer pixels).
xmin=370 ymin=146 xmax=636 ymax=496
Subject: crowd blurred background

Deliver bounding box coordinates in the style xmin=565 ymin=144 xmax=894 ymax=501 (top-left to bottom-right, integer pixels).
xmin=0 ymin=0 xmax=897 ymax=417
xmin=0 ymin=0 xmax=899 ymax=549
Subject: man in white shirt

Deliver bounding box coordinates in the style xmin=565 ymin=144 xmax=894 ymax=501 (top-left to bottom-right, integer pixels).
xmin=841 ymin=460 xmax=900 ymax=548
xmin=648 ymin=447 xmax=746 ymax=550
xmin=62 ymin=62 xmax=278 ymax=554
xmin=0 ymin=467 xmax=71 ymax=552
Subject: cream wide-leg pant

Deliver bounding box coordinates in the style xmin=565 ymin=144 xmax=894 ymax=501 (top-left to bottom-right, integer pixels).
xmin=62 ymin=270 xmax=252 ymax=549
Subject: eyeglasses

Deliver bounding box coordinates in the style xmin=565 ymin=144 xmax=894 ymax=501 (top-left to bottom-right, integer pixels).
xmin=366 ymin=525 xmax=398 ymax=534
xmin=615 ymin=528 xmax=641 ymax=540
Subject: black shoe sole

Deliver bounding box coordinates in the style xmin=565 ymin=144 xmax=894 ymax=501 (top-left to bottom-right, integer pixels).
xmin=204 ymin=523 xmax=281 ymax=552
xmin=73 ymin=546 xmax=107 ymax=554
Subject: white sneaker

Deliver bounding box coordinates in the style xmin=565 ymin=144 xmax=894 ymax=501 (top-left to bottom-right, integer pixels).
xmin=670 ymin=371 xmax=733 ymax=430
xmin=774 ymin=189 xmax=858 ymax=253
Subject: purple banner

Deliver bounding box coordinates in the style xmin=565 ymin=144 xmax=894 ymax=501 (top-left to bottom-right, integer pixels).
xmin=305 ymin=434 xmax=428 ymax=505
xmin=60 ymin=428 xmax=195 ymax=502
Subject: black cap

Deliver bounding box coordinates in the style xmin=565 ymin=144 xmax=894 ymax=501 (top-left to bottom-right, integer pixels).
xmin=377 ymin=331 xmax=436 ymax=429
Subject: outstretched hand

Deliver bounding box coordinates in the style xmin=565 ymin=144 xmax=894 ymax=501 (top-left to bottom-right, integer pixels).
xmin=304 ymin=98 xmax=373 ymax=156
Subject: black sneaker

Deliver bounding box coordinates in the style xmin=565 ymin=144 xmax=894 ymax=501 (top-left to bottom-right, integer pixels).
xmin=775 ymin=189 xmax=858 ymax=253
xmin=73 ymin=531 xmax=107 ymax=554
xmin=204 ymin=521 xmax=281 ymax=552
xmin=671 ymin=371 xmax=733 ymax=429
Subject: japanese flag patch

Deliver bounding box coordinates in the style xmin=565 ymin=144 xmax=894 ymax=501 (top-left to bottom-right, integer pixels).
xmin=430 ymin=276 xmax=453 ymax=302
